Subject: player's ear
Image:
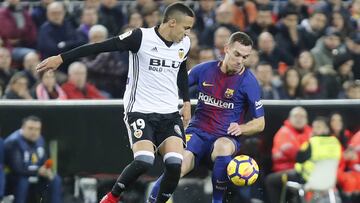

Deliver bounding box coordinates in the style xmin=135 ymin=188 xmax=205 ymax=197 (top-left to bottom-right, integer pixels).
xmin=168 ymin=19 xmax=177 ymax=27
xmin=224 ymin=43 xmax=230 ymax=54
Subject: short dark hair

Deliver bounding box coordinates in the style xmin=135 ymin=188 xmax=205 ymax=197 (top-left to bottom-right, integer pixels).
xmin=163 ymin=2 xmax=194 ymax=23
xmin=22 ymin=115 xmax=42 ymax=126
xmin=228 ymin=32 xmax=253 ymax=47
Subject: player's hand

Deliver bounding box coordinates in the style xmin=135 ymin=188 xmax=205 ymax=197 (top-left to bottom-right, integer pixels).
xmin=181 ymin=101 xmax=191 ymax=129
xmin=36 ymin=55 xmax=63 ymax=73
xmin=227 ymin=122 xmax=242 ymax=136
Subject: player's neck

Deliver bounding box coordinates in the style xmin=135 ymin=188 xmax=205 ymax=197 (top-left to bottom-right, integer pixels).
xmin=158 ymin=24 xmax=172 ymax=42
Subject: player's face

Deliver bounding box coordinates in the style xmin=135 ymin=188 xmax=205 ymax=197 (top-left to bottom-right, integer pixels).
xmin=223 ymin=41 xmax=252 ymax=75
xmin=171 ymin=15 xmax=194 ymax=43
xmin=22 ymin=121 xmax=42 ymax=142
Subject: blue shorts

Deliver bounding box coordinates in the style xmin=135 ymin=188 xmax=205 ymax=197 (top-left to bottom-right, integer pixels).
xmin=185 ymin=127 xmax=241 ymax=169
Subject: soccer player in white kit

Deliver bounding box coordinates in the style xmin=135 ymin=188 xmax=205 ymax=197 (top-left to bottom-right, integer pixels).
xmin=36 ymin=3 xmax=194 ymax=203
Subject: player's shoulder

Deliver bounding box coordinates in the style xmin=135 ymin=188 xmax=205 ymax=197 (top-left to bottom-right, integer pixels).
xmin=242 ymin=68 xmax=260 ymax=85
xmin=190 ymin=60 xmax=218 ymax=73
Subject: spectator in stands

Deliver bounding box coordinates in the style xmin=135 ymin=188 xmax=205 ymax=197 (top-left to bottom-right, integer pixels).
xmin=300 ymin=72 xmax=327 ymax=99
xmin=76 ymin=7 xmax=98 ymax=45
xmin=341 ymin=80 xmax=360 ymax=99
xmin=333 ymin=53 xmax=354 ymax=85
xmin=298 ymin=11 xmax=327 ymax=50
xmin=98 ymin=0 xmax=126 ymax=36
xmin=0 ymin=48 xmax=16 ymax=88
xmin=267 ymin=117 xmax=341 ymax=203
xmin=245 ymin=50 xmax=260 ymax=71
xmin=193 ymin=0 xmax=216 ymax=34
xmin=213 ymin=26 xmax=232 ymax=60
xmin=245 ymin=5 xmax=277 ymax=48
xmin=127 ymin=11 xmax=144 ymax=29
xmin=141 ymin=2 xmax=160 ymax=28
xmin=3 ymin=72 xmax=33 ymax=100
xmin=317 ymin=0 xmax=350 ymax=19
xmin=20 ymin=52 xmax=40 ymax=89
xmin=239 ymin=3 xmax=260 ymax=27
xmin=31 ymin=0 xmax=54 ymax=28
xmin=258 ymin=32 xmax=294 ymax=70
xmin=351 ymin=0 xmax=360 ymax=30
xmin=198 ymin=46 xmax=216 ymax=64
xmin=278 ymin=68 xmax=302 ymax=99
xmin=230 ymin=0 xmax=258 ymax=31
xmin=34 ymin=71 xmax=67 ymax=100
xmin=37 ymin=2 xmax=81 ymax=59
xmin=294 ymin=50 xmax=316 ymax=77
xmin=279 ymin=0 xmax=309 ymax=22
xmin=275 ymin=9 xmax=302 ymax=58
xmin=81 ymin=25 xmax=128 ymax=98
xmin=0 ymin=0 xmax=37 ymax=62
xmin=4 ymin=116 xmax=62 ymax=203
xmin=331 ymin=11 xmax=355 ymax=40
xmin=344 ymin=32 xmax=360 ymax=80
xmin=255 ymin=61 xmax=280 ymax=99
xmin=186 ymin=31 xmax=200 ymax=70
xmin=330 ymin=112 xmax=353 ymax=148
xmin=311 ymin=27 xmax=343 ymax=69
xmin=69 ymin=0 xmax=101 ymax=28
xmin=271 ymin=106 xmax=312 ymax=172
xmin=200 ymin=2 xmax=239 ymax=47
xmin=62 ymin=62 xmax=105 ymax=99
xmin=0 ymin=137 xmax=4 ymax=201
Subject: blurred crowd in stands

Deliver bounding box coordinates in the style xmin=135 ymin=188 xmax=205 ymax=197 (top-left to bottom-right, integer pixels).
xmin=0 ymin=0 xmax=359 ymax=99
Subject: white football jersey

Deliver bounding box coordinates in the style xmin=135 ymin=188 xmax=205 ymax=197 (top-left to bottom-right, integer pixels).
xmin=122 ymin=27 xmax=191 ymax=114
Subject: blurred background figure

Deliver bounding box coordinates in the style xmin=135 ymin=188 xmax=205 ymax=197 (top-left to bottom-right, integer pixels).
xmin=278 ymin=68 xmax=302 ymax=99
xmin=76 ymin=7 xmax=99 ymax=45
xmin=4 ymin=116 xmax=62 ymax=203
xmin=0 ymin=48 xmax=16 ymax=89
xmin=81 ymin=25 xmax=128 ymax=98
xmin=62 ymin=62 xmax=105 ymax=99
xmin=98 ymin=0 xmax=125 ymax=36
xmin=213 ymin=26 xmax=232 ymax=60
xmin=34 ymin=71 xmax=67 ymax=100
xmin=20 ymin=52 xmax=40 ymax=89
xmin=258 ymin=31 xmax=294 ymax=70
xmin=255 ymin=61 xmax=281 ymax=99
xmin=271 ymin=106 xmax=312 ymax=172
xmin=2 ymin=72 xmax=33 ymax=100
xmin=37 ymin=2 xmax=81 ymax=59
xmin=31 ymin=0 xmax=55 ymax=28
xmin=0 ymin=0 xmax=37 ymax=63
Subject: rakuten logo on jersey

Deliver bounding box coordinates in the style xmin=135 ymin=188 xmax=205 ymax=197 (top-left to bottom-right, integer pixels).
xmin=198 ymin=92 xmax=234 ymax=109
xmin=148 ymin=58 xmax=181 ymax=72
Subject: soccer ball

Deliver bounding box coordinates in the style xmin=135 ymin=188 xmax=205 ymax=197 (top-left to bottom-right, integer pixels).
xmin=227 ymin=155 xmax=259 ymax=186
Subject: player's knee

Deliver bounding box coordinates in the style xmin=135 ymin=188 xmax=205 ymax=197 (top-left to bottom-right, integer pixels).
xmin=212 ymin=137 xmax=235 ymax=156
xmin=133 ymin=150 xmax=155 ymax=171
xmin=163 ymin=152 xmax=183 ymax=178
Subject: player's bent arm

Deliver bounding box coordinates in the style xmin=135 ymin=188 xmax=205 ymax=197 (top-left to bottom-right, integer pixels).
xmin=239 ymin=116 xmax=265 ymax=136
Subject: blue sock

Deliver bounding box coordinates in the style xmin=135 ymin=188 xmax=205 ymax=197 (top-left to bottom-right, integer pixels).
xmin=148 ymin=174 xmax=164 ymax=203
xmin=212 ymin=155 xmax=232 ymax=203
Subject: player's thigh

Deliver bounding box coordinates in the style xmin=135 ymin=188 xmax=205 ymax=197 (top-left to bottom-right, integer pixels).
xmin=181 ymin=150 xmax=195 ymax=177
xmin=158 ymin=136 xmax=184 ymax=155
xmin=211 ymin=137 xmax=236 ymax=161
xmin=132 ymin=140 xmax=155 ymax=154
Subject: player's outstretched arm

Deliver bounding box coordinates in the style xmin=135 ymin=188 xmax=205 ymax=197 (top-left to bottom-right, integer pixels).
xmin=36 ymin=37 xmax=123 ymax=73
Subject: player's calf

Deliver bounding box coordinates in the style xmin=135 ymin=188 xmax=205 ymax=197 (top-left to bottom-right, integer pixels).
xmin=155 ymin=152 xmax=183 ymax=203
xmin=111 ymin=151 xmax=155 ymax=197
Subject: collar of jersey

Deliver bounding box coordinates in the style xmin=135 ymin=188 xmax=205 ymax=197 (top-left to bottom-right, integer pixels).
xmin=154 ymin=25 xmax=173 ymax=48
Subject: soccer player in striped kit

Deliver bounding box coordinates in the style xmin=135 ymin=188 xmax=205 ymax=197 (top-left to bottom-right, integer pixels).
xmin=148 ymin=32 xmax=265 ymax=203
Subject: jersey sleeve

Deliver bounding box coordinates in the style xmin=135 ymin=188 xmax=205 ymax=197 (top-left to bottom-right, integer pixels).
xmin=244 ymin=75 xmax=265 ymax=118
xmin=188 ymin=64 xmax=203 ymax=87
xmin=61 ymin=28 xmax=142 ymax=62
